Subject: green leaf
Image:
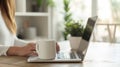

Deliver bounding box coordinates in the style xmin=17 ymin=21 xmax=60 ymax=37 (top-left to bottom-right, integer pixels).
xmin=64 ymin=13 xmax=72 ymax=22
xmin=37 ymin=0 xmax=43 ymax=6
xmin=47 ymin=0 xmax=55 ymax=7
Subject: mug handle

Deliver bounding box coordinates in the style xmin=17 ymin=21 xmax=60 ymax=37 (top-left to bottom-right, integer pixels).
xmin=36 ymin=42 xmax=39 ymax=53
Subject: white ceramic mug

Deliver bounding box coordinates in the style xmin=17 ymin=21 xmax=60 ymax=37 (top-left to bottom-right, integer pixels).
xmin=36 ymin=40 xmax=56 ymax=59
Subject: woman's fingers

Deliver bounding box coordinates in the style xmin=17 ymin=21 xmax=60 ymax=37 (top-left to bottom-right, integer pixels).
xmin=56 ymin=43 xmax=60 ymax=52
xmin=27 ymin=43 xmax=36 ymax=51
xmin=28 ymin=51 xmax=38 ymax=57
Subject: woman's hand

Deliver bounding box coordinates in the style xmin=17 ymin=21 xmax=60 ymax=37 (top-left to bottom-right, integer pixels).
xmin=16 ymin=43 xmax=38 ymax=56
xmin=56 ymin=43 xmax=60 ymax=53
xmin=7 ymin=43 xmax=37 ymax=57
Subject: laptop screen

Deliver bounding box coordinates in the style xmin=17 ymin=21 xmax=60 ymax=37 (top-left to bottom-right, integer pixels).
xmin=82 ymin=16 xmax=97 ymax=41
xmin=77 ymin=16 xmax=98 ymax=60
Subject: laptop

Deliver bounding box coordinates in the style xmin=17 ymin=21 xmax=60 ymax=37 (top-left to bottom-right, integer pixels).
xmin=27 ymin=16 xmax=98 ymax=62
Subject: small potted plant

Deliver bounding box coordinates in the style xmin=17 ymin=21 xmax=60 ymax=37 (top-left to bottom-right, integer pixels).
xmin=65 ymin=20 xmax=84 ymax=50
xmin=36 ymin=0 xmax=55 ymax=12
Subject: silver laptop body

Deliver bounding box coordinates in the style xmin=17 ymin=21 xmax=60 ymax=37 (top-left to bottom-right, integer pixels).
xmin=27 ymin=16 xmax=98 ymax=62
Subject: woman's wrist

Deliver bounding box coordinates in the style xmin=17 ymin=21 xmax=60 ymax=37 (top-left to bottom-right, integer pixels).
xmin=7 ymin=46 xmax=21 ymax=56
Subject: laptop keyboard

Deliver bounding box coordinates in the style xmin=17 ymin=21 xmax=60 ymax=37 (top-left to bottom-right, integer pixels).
xmin=70 ymin=52 xmax=76 ymax=59
xmin=57 ymin=52 xmax=76 ymax=59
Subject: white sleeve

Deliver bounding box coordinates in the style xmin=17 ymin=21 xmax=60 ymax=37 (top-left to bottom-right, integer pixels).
xmin=0 ymin=37 xmax=29 ymax=56
xmin=14 ymin=36 xmax=29 ymax=47
xmin=0 ymin=45 xmax=10 ymax=56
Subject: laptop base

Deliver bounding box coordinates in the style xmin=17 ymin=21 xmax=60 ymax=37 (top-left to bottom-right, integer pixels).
xmin=27 ymin=56 xmax=82 ymax=63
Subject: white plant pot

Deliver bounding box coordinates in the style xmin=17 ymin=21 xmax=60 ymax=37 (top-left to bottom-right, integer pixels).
xmin=15 ymin=0 xmax=26 ymax=12
xmin=69 ymin=37 xmax=82 ymax=50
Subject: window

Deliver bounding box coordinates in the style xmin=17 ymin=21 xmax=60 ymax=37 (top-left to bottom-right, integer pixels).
xmin=94 ymin=0 xmax=120 ymax=43
xmin=70 ymin=0 xmax=91 ymax=21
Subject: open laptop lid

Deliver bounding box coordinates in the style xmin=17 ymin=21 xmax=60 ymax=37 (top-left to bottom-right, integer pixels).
xmin=77 ymin=16 xmax=98 ymax=60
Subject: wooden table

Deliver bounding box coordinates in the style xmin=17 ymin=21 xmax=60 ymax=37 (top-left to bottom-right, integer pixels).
xmin=0 ymin=41 xmax=120 ymax=67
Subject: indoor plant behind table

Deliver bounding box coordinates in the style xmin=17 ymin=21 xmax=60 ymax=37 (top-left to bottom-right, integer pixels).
xmin=65 ymin=21 xmax=84 ymax=50
xmin=36 ymin=0 xmax=55 ymax=11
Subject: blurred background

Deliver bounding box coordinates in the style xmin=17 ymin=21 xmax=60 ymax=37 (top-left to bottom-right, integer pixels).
xmin=15 ymin=0 xmax=120 ymax=43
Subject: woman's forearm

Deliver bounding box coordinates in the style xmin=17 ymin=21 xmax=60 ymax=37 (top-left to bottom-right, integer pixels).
xmin=6 ymin=46 xmax=21 ymax=56
xmin=6 ymin=43 xmax=36 ymax=57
